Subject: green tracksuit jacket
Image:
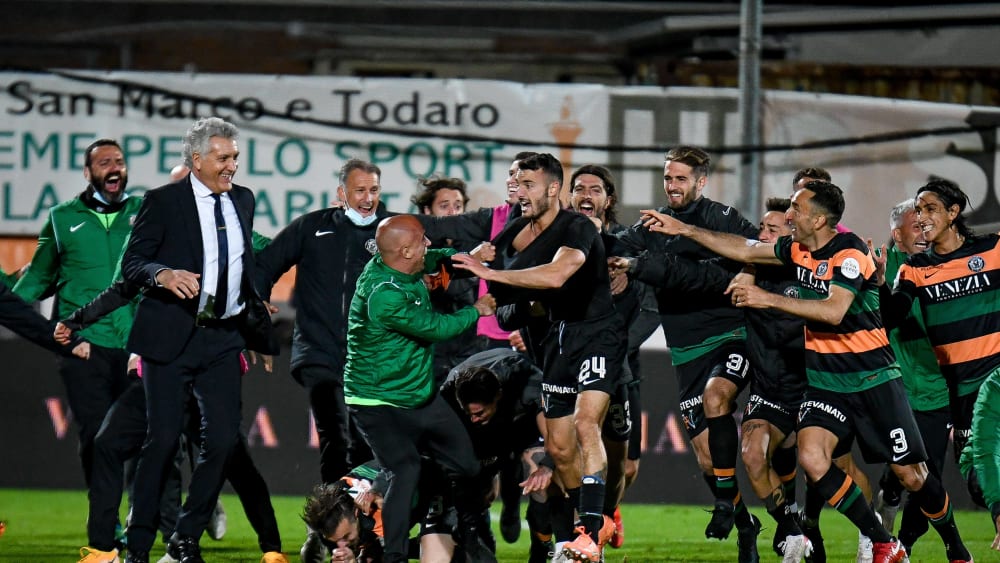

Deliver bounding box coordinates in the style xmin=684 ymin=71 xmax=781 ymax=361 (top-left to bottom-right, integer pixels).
xmin=960 ymin=365 xmax=1000 ymax=521
xmin=885 ymin=244 xmax=949 ymax=411
xmin=14 ymin=195 xmax=142 ymax=349
xmin=344 ymin=248 xmax=479 ymax=409
xmin=0 ymin=269 xmax=17 ymax=289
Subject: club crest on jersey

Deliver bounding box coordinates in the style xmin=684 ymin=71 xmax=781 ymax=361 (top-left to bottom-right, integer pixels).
xmin=365 ymin=239 xmax=377 ymax=255
xmin=968 ymin=256 xmax=985 ymax=272
xmin=816 ymin=262 xmax=829 ymax=277
xmin=783 ymin=286 xmax=800 ymax=299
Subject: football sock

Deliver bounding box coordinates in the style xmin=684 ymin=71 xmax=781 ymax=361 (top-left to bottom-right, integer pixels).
xmin=579 ymin=474 xmax=606 ymax=543
xmin=878 ymin=465 xmax=904 ymax=506
xmin=764 ymin=487 xmax=802 ymax=534
xmin=707 ymin=415 xmax=740 ymax=503
xmin=549 ymin=489 xmax=576 ymax=542
xmin=803 ymin=481 xmax=825 ymax=526
xmin=772 ymin=445 xmax=799 ymax=511
xmin=733 ymin=493 xmax=754 ymax=529
xmin=896 ymin=495 xmax=929 ymax=548
xmin=526 ymin=496 xmax=553 ymax=536
xmin=815 ymin=465 xmax=890 ymax=543
xmin=913 ymin=475 xmax=970 ymax=560
xmin=703 ymin=472 xmax=719 ymax=497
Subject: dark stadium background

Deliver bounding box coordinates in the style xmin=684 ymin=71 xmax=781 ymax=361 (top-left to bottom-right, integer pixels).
xmin=2 ymin=337 xmax=975 ymax=509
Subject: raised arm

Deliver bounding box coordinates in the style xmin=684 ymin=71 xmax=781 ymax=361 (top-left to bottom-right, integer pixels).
xmin=729 ymin=280 xmax=855 ymax=326
xmin=62 ymin=278 xmax=140 ymax=332
xmin=642 ymin=208 xmax=781 ymax=265
xmin=611 ymin=252 xmax=735 ymax=293
xmin=451 ymin=246 xmax=585 ymax=290
xmin=253 ymin=216 xmax=308 ymax=301
xmin=417 ymin=208 xmax=494 ymax=246
xmin=370 ymin=285 xmax=492 ymax=343
xmin=0 ymin=284 xmax=83 ymax=355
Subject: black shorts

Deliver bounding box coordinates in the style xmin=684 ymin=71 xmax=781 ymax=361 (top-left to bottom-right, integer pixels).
xmin=626 ymin=379 xmax=642 ymax=460
xmin=913 ymin=406 xmax=952 ymax=477
xmin=675 ymin=341 xmax=752 ymax=438
xmin=949 ymin=385 xmax=979 ymax=451
xmin=417 ymin=462 xmax=459 ymax=538
xmin=602 ymin=381 xmax=632 ymax=443
xmin=743 ymin=392 xmax=799 ymax=437
xmin=541 ymin=314 xmax=625 ymax=419
xmin=748 ymin=364 xmax=806 ymax=412
xmin=797 ymin=378 xmax=927 ymax=466
xmin=419 ymin=494 xmax=458 ymax=537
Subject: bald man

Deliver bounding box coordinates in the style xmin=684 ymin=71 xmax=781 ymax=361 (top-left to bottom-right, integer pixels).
xmin=343 ymin=215 xmax=499 ymax=563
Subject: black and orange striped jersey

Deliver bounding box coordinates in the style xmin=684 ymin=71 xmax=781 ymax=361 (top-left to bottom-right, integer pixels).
xmin=893 ymin=234 xmax=1000 ymax=396
xmin=775 ymin=232 xmax=899 ymax=392
xmin=341 ymin=462 xmax=385 ymax=543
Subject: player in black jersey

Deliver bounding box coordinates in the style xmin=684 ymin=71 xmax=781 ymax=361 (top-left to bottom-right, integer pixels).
xmin=568 ymin=164 xmax=658 ymax=550
xmin=453 ymin=153 xmax=622 ymax=562
xmin=610 ymin=146 xmax=761 ymax=562
xmin=442 ymin=348 xmax=556 ymax=563
xmin=613 ymin=198 xmax=813 ymax=561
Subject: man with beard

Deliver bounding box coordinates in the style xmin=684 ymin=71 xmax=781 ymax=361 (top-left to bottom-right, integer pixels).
xmin=452 ymin=153 xmax=622 ymax=562
xmin=568 ymin=165 xmax=658 ymax=549
xmin=646 ymin=180 xmax=973 ymax=563
xmin=608 ymin=146 xmax=761 ymax=562
xmin=411 ymin=175 xmax=481 ymax=386
xmin=15 ymin=138 xmax=141 ymax=492
xmin=612 ymin=198 xmax=814 ymax=562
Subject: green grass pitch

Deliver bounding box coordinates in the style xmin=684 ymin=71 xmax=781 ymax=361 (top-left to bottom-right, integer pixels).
xmin=0 ymin=489 xmax=995 ymax=562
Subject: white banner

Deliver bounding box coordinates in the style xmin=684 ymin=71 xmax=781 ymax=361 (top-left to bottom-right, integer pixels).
xmin=1 ymin=70 xmax=999 ymax=241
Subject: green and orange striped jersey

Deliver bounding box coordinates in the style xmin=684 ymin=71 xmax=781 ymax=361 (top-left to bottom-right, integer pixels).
xmin=894 ymin=233 xmax=1000 ymax=396
xmin=775 ymin=232 xmax=899 ymax=392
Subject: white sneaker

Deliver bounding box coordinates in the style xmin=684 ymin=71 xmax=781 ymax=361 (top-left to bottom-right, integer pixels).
xmin=875 ymin=490 xmax=899 ymax=535
xmin=206 ymin=500 xmax=227 ymax=541
xmin=155 ymin=552 xmax=179 ymax=563
xmin=857 ymin=531 xmax=873 ymax=563
xmin=858 ymin=510 xmax=883 ymax=563
xmin=779 ymin=534 xmax=813 ymax=563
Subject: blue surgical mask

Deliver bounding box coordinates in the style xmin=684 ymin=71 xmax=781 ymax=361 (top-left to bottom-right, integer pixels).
xmin=93 ymin=189 xmax=128 ymax=206
xmin=345 ymin=207 xmax=378 ymax=227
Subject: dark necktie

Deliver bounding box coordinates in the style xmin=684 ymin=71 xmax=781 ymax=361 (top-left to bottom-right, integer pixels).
xmin=211 ymin=193 xmax=229 ymax=319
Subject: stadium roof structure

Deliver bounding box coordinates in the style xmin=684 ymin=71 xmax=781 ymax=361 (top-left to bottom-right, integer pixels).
xmin=3 ymin=0 xmax=1000 ymax=78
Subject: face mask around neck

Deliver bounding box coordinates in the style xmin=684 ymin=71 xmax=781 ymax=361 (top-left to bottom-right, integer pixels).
xmin=345 ymin=207 xmax=379 ymax=226
xmin=93 ymin=189 xmax=127 ymax=206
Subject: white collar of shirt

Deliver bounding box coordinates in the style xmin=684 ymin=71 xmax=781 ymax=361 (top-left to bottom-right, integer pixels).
xmin=191 ymin=173 xmax=219 ymax=200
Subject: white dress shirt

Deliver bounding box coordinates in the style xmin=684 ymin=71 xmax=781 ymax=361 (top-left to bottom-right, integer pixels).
xmin=191 ymin=175 xmax=245 ymax=319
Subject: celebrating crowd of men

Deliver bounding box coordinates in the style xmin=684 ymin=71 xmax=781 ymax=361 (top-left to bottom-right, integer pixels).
xmin=4 ymin=114 xmax=1000 ymax=563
